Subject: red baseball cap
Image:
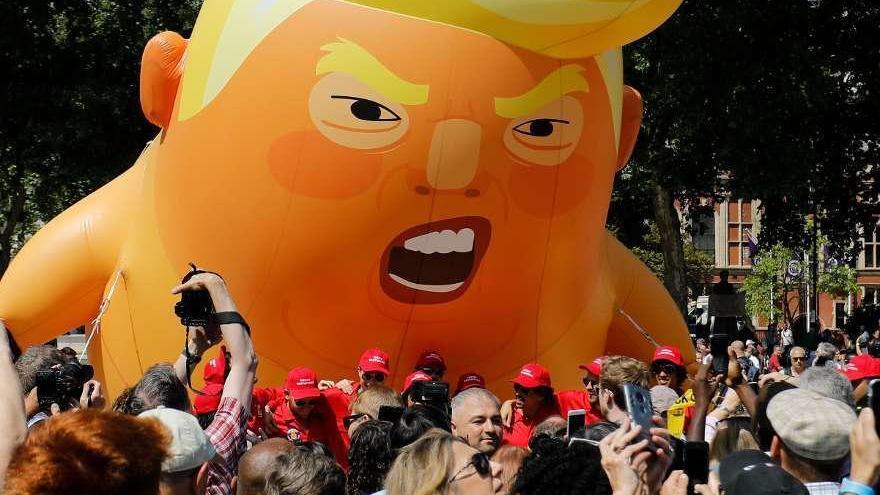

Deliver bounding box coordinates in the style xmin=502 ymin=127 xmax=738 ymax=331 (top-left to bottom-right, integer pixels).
xmin=842 ymin=354 xmax=880 ymax=382
xmin=203 ymin=346 xmax=228 ymax=385
xmin=415 ymin=350 xmax=446 ymax=371
xmin=511 ymin=363 xmax=551 ymax=389
xmin=358 ymin=348 xmax=391 ymax=375
xmin=578 ymin=356 xmax=606 ymax=376
xmin=652 ymin=346 xmax=684 ymax=367
xmin=454 ymin=372 xmax=486 ymax=395
xmin=285 ymin=367 xmax=321 ymax=401
xmin=403 ymin=370 xmax=433 ymax=395
xmin=192 ymin=383 xmax=224 ymax=415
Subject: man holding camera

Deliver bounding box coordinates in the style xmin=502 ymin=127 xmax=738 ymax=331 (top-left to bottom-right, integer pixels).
xmin=170 ymin=270 xmax=257 ymax=495
xmin=14 ymin=343 xmax=104 ymax=428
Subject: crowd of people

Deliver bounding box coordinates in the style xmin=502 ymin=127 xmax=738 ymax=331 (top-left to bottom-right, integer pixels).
xmin=1 ymin=270 xmax=880 ymax=495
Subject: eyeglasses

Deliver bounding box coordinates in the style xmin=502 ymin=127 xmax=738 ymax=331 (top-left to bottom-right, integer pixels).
xmin=791 ymin=356 xmax=806 ymax=361
xmin=295 ymin=399 xmax=318 ymax=407
xmin=343 ymin=413 xmax=370 ymax=429
xmin=651 ymin=363 xmax=678 ymax=375
xmin=451 ymin=452 xmax=491 ymax=482
xmin=362 ymin=372 xmax=386 ymax=382
xmin=582 ymin=377 xmax=599 ymax=388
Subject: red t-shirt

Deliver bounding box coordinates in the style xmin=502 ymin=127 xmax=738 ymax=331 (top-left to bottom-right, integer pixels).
xmin=502 ymin=403 xmax=560 ymax=448
xmin=249 ymin=386 xmax=284 ymax=434
xmin=555 ymin=389 xmax=603 ymax=425
xmin=769 ymin=354 xmax=782 ymax=373
xmin=264 ymin=392 xmax=349 ymax=469
xmin=322 ymin=383 xmax=361 ymax=451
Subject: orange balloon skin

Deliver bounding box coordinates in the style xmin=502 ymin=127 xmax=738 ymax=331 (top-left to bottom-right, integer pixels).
xmin=0 ymin=1 xmax=693 ymax=395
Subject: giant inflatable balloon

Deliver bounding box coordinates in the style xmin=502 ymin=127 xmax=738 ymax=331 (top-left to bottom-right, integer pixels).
xmin=0 ymin=0 xmax=693 ymax=397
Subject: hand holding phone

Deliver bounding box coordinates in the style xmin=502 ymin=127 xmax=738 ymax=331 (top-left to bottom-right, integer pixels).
xmin=622 ymin=383 xmax=655 ymax=439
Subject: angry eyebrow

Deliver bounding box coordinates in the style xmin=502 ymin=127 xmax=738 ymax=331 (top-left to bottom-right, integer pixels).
xmin=495 ymin=64 xmax=589 ymax=119
xmin=316 ymin=38 xmax=429 ymax=105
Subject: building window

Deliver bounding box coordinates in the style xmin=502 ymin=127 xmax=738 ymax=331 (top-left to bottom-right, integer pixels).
xmin=834 ymin=301 xmax=847 ymax=329
xmin=691 ymin=211 xmax=715 ymax=256
xmin=726 ymin=200 xmax=753 ymax=267
xmin=864 ymin=225 xmax=879 ymax=269
xmin=863 ymin=286 xmax=880 ymax=306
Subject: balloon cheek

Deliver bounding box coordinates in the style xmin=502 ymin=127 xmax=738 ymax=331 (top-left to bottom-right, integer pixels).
xmin=268 ymin=131 xmax=383 ymax=198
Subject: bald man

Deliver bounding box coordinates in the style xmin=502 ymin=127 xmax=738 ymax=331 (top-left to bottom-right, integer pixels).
xmin=234 ymin=438 xmax=295 ymax=495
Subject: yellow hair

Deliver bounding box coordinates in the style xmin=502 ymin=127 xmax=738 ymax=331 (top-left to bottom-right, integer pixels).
xmin=178 ymin=0 xmax=651 ymax=151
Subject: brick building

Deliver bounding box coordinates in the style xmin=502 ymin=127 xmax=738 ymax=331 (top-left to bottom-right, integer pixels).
xmin=686 ymin=198 xmax=880 ymax=331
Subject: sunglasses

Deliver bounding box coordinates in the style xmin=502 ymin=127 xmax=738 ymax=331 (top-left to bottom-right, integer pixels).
xmin=582 ymin=377 xmax=599 ymax=388
xmin=343 ymin=413 xmax=370 ymax=429
xmin=295 ymin=399 xmax=318 ymax=407
xmin=362 ymin=372 xmax=386 ymax=382
xmin=791 ymin=356 xmax=806 ymax=361
xmin=651 ymin=363 xmax=678 ymax=375
xmin=513 ymin=384 xmax=534 ymax=396
xmin=451 ymin=452 xmax=491 ymax=482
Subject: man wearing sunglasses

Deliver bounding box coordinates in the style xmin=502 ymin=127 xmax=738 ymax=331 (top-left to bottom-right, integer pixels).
xmin=322 ymin=348 xmax=391 ymax=452
xmin=650 ymin=346 xmax=687 ymax=395
xmin=502 ymin=363 xmax=559 ymax=447
xmin=264 ymin=367 xmax=345 ymax=465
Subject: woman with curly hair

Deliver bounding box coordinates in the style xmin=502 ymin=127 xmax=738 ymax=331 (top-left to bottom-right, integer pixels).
xmin=346 ymin=420 xmax=394 ymax=495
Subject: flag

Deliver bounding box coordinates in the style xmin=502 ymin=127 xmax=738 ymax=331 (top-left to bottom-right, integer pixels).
xmin=745 ymin=228 xmax=758 ymax=259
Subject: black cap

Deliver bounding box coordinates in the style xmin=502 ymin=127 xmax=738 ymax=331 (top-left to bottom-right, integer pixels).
xmin=718 ymin=450 xmax=809 ymax=495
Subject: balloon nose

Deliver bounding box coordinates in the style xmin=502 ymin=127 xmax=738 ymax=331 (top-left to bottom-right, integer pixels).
xmin=426 ymin=119 xmax=481 ymax=190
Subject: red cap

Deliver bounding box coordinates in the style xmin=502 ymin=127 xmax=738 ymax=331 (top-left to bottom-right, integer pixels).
xmin=578 ymin=356 xmax=606 ymax=376
xmin=403 ymin=370 xmax=433 ymax=395
xmin=192 ymin=383 xmax=224 ymax=415
xmin=203 ymin=346 xmax=228 ymax=385
xmin=842 ymin=355 xmax=880 ymax=382
xmin=285 ymin=367 xmax=321 ymax=401
xmin=511 ymin=363 xmax=551 ymax=389
xmin=415 ymin=350 xmax=446 ymax=371
xmin=358 ymin=348 xmax=391 ymax=375
xmin=454 ymin=372 xmax=486 ymax=395
xmin=652 ymin=346 xmax=684 ymax=367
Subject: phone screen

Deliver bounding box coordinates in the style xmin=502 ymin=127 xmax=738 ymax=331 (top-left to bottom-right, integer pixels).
xmin=684 ymin=441 xmax=710 ymax=486
xmin=567 ymin=409 xmax=586 ymax=439
xmin=710 ymin=333 xmax=730 ymax=375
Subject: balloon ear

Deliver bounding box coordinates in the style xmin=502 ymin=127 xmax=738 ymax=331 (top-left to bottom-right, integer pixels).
xmin=140 ymin=31 xmax=187 ymax=129
xmin=616 ymin=85 xmax=643 ymax=171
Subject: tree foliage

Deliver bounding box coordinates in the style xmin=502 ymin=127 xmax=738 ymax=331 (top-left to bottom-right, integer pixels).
xmin=611 ymin=0 xmax=880 ymax=310
xmin=0 ymin=0 xmax=202 ymax=275
xmin=632 ymin=223 xmax=715 ymax=298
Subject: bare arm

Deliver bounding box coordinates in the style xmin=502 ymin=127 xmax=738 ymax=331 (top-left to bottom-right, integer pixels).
xmin=0 ymin=321 xmax=26 ymax=483
xmin=171 ymin=274 xmax=257 ymax=407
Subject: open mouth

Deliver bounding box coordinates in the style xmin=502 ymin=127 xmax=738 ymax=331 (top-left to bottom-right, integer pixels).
xmin=380 ymin=216 xmax=491 ymax=304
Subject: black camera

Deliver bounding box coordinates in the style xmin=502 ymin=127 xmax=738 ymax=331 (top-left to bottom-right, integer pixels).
xmin=409 ymin=380 xmax=450 ymax=415
xmin=174 ymin=264 xmax=215 ymax=327
xmin=35 ymin=362 xmax=94 ymax=411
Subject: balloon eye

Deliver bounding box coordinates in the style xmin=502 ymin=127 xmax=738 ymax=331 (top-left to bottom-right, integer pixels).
xmin=331 ymin=96 xmax=401 ymax=122
xmin=513 ymin=118 xmax=569 ymax=137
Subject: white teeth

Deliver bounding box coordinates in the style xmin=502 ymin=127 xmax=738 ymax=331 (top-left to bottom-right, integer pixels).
xmin=403 ymin=228 xmax=475 ymax=254
xmin=389 ymin=274 xmax=464 ymax=293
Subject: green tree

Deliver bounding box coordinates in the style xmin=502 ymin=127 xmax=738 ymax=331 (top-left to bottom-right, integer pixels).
xmin=612 ymin=0 xmax=880 ymax=314
xmin=631 ymin=222 xmax=715 ymax=298
xmin=0 ymin=0 xmax=202 ymax=276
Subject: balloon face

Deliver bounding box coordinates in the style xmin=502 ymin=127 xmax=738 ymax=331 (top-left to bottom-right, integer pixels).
xmin=152 ymin=0 xmax=620 ymax=372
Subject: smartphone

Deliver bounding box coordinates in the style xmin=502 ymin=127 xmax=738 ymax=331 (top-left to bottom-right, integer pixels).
xmin=683 ymin=441 xmax=710 ymax=487
xmin=710 ymin=333 xmax=730 ymax=376
xmin=567 ymin=409 xmax=586 ymax=439
xmin=868 ymin=379 xmax=880 ymax=436
xmin=622 ymin=383 xmax=655 ymax=437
